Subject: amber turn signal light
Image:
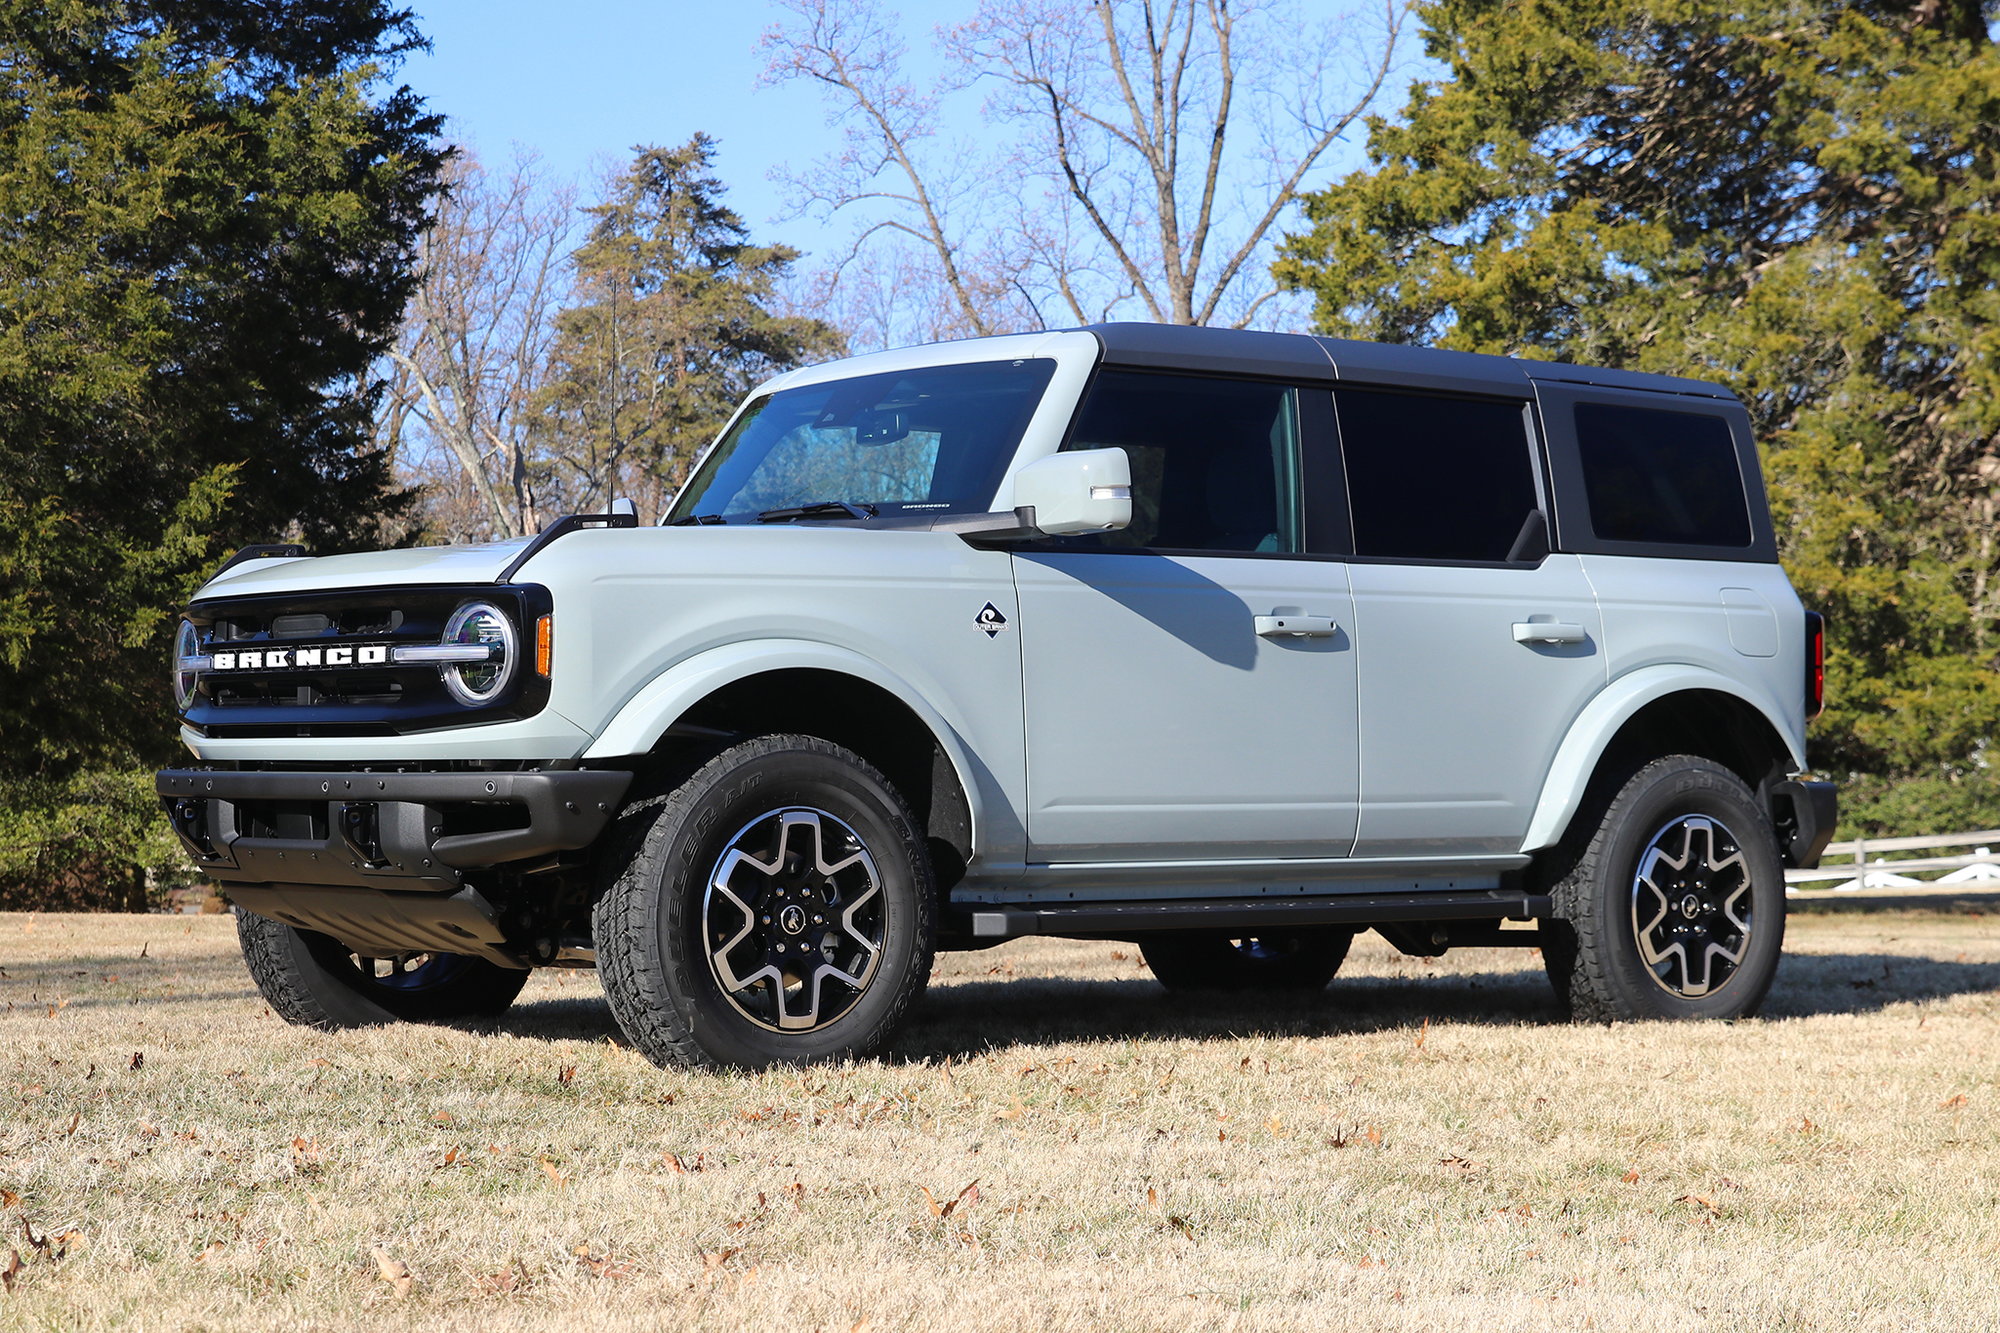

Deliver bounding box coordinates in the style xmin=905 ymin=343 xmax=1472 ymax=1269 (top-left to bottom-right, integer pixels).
xmin=535 ymin=614 xmax=553 ymax=677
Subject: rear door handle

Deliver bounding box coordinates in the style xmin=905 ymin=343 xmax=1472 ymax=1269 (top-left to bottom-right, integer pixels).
xmin=1256 ymin=614 xmax=1339 ymax=638
xmin=1512 ymin=621 xmax=1587 ymax=645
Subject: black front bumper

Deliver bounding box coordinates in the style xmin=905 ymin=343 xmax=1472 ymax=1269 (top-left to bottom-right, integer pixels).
xmin=158 ymin=767 xmax=632 ymax=891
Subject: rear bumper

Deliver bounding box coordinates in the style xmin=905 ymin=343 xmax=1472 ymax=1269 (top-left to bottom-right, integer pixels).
xmin=1772 ymin=778 xmax=1838 ymax=869
xmin=157 ymin=767 xmax=632 ymax=891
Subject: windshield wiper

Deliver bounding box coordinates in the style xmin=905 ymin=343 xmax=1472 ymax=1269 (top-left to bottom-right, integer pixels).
xmin=668 ymin=512 xmax=727 ymax=526
xmin=756 ymin=500 xmax=878 ymax=523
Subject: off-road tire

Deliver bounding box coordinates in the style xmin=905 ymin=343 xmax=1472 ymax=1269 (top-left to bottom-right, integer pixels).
xmin=592 ymin=734 xmax=936 ymax=1070
xmin=1541 ymin=755 xmax=1784 ymax=1023
xmin=235 ymin=909 xmax=529 ymax=1028
xmin=1140 ymin=928 xmax=1354 ymax=993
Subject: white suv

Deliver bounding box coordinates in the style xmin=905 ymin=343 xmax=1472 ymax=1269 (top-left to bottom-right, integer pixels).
xmin=159 ymin=323 xmax=1835 ymax=1068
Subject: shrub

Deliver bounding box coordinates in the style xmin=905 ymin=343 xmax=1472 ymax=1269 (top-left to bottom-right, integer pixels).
xmin=0 ymin=768 xmax=199 ymax=910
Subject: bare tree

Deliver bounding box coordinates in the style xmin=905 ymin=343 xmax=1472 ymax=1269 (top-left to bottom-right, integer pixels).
xmin=762 ymin=0 xmax=1407 ymax=344
xmin=383 ymin=150 xmax=578 ymax=542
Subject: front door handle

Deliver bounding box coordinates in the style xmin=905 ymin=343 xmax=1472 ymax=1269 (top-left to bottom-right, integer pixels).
xmin=1256 ymin=614 xmax=1339 ymax=638
xmin=1512 ymin=620 xmax=1587 ymax=645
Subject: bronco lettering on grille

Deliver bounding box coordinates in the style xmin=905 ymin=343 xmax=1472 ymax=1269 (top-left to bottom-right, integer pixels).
xmin=210 ymin=645 xmax=389 ymax=671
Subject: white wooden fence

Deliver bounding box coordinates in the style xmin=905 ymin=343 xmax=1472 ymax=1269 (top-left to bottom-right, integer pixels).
xmin=1785 ymin=829 xmax=2000 ymax=894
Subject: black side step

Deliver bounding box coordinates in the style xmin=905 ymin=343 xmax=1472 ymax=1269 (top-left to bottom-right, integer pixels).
xmin=960 ymin=889 xmax=1550 ymax=941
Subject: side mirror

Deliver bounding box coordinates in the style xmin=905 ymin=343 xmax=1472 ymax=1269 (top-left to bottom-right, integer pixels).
xmin=1011 ymin=448 xmax=1132 ymax=536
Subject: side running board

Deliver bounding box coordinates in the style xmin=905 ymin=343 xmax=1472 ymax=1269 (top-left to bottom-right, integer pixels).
xmin=959 ymin=888 xmax=1549 ymax=941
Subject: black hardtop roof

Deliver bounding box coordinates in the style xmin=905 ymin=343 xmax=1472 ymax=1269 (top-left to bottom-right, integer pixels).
xmin=1082 ymin=321 xmax=1735 ymax=401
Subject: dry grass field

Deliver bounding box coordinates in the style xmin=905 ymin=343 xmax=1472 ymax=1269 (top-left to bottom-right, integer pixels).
xmin=1 ymin=906 xmax=1996 ymax=1332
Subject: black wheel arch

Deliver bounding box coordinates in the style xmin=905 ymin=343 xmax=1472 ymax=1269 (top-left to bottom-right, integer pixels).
xmin=623 ymin=668 xmax=975 ymax=893
xmin=1558 ymin=688 xmax=1799 ymax=850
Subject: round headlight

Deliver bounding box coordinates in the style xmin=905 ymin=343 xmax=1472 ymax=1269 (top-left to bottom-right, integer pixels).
xmin=441 ymin=601 xmax=517 ymax=705
xmin=172 ymin=619 xmax=200 ymax=712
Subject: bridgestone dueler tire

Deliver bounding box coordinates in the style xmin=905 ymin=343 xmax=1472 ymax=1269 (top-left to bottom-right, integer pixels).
xmin=592 ymin=734 xmax=936 ymax=1070
xmin=1140 ymin=928 xmax=1354 ymax=993
xmin=1541 ymin=756 xmax=1785 ymax=1023
xmin=235 ymin=909 xmax=529 ymax=1028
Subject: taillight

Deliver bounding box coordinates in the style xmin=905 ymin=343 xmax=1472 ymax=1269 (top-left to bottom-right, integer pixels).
xmin=1804 ymin=610 xmax=1826 ymax=719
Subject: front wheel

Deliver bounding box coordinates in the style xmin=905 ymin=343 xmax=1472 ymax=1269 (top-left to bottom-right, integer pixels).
xmin=592 ymin=734 xmax=936 ymax=1070
xmin=1542 ymin=755 xmax=1785 ymax=1022
xmin=235 ymin=909 xmax=529 ymax=1028
xmin=1141 ymin=928 xmax=1353 ymax=992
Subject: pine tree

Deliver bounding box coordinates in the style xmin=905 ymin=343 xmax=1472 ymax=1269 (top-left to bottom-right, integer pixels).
xmin=535 ymin=136 xmax=843 ymax=518
xmin=0 ymin=0 xmax=444 ymax=774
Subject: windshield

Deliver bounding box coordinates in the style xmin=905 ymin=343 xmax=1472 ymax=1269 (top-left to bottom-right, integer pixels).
xmin=667 ymin=358 xmax=1057 ymax=522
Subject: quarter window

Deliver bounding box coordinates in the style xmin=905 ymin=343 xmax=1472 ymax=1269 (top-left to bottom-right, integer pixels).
xmin=1573 ymin=402 xmax=1752 ymax=547
xmin=1063 ymin=371 xmax=1301 ymax=554
xmin=1334 ymin=389 xmax=1539 ymax=562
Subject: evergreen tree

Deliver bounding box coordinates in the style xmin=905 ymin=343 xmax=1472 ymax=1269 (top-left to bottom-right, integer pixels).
xmin=1276 ymin=0 xmax=2000 ymax=815
xmin=535 ymin=136 xmax=843 ymax=517
xmin=0 ymin=0 xmax=443 ymax=774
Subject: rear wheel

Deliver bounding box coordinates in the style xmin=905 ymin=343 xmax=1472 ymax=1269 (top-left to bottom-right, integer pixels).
xmin=592 ymin=734 xmax=935 ymax=1070
xmin=1542 ymin=755 xmax=1784 ymax=1022
xmin=235 ymin=909 xmax=528 ymax=1028
xmin=1140 ymin=928 xmax=1353 ymax=992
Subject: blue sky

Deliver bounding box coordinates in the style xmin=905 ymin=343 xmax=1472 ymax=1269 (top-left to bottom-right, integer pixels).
xmin=399 ymin=0 xmax=969 ymax=264
xmin=396 ymin=0 xmax=1422 ymax=327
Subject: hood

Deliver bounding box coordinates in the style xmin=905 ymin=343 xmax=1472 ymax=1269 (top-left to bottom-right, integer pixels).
xmin=194 ymin=537 xmax=534 ymax=600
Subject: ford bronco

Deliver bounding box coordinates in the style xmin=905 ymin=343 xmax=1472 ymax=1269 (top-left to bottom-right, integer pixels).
xmin=159 ymin=323 xmax=1836 ymax=1068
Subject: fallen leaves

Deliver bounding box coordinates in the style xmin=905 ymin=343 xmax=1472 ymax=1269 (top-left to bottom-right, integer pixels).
xmin=0 ymin=1250 xmax=18 ymax=1294
xmin=371 ymin=1248 xmax=413 ymax=1298
xmin=289 ymin=1138 xmax=324 ymax=1175
xmin=573 ymin=1246 xmax=632 ymax=1279
xmin=1676 ymin=1193 xmax=1724 ymax=1220
xmin=471 ymin=1265 xmax=530 ymax=1295
xmin=697 ymin=1247 xmax=747 ymax=1285
xmin=536 ymin=1156 xmax=569 ymax=1189
xmin=919 ymin=1180 xmax=980 ymax=1219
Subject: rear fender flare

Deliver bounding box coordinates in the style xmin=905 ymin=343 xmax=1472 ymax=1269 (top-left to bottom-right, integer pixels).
xmin=1521 ymin=665 xmax=1804 ymax=854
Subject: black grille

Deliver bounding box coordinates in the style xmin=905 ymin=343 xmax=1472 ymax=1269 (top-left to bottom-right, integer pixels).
xmin=180 ymin=584 xmax=551 ymax=737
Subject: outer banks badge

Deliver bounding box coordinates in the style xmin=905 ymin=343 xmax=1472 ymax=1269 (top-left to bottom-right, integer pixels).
xmin=974 ymin=602 xmax=1010 ymax=637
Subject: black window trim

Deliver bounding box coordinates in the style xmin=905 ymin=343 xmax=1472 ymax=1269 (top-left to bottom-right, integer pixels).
xmin=1533 ymin=381 xmax=1778 ymax=564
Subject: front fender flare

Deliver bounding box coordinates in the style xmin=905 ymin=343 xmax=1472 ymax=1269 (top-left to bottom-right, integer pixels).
xmin=1520 ymin=665 xmax=1805 ymax=854
xmin=580 ymin=638 xmax=990 ymax=847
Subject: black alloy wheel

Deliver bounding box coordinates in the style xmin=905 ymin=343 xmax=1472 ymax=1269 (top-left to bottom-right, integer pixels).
xmin=593 ymin=734 xmax=935 ymax=1070
xmin=1542 ymin=755 xmax=1784 ymax=1022
xmin=701 ymin=806 xmax=889 ymax=1033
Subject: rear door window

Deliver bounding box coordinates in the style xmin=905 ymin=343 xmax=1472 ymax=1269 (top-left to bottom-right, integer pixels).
xmin=1331 ymin=388 xmax=1540 ymax=562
